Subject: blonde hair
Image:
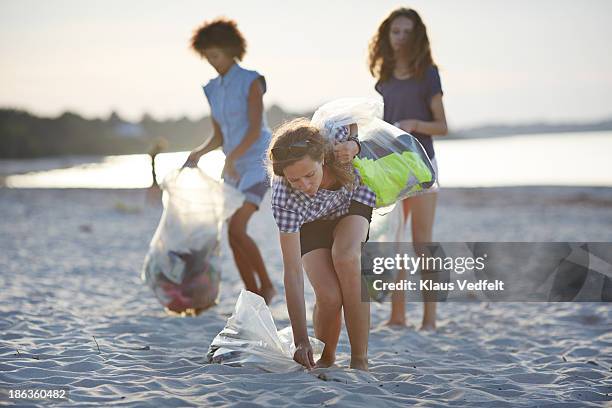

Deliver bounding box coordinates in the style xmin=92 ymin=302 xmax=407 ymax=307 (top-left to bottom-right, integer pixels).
xmin=267 ymin=118 xmax=355 ymax=188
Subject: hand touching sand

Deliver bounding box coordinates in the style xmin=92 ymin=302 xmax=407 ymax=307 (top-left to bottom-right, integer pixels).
xmin=293 ymin=341 xmax=315 ymax=370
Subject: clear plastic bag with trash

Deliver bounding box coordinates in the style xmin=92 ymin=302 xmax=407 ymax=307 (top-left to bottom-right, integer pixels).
xmin=311 ymin=97 xmax=438 ymax=208
xmin=364 ymin=204 xmax=410 ymax=302
xmin=141 ymin=167 xmax=244 ymax=315
xmin=207 ymin=290 xmax=325 ymax=372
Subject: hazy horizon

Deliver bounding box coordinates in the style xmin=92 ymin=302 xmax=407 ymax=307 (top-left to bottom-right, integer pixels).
xmin=2 ymin=0 xmax=612 ymax=128
xmin=3 ymin=103 xmax=612 ymax=131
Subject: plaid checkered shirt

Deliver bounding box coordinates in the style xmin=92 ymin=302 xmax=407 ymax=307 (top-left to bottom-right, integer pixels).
xmin=271 ymin=125 xmax=377 ymax=233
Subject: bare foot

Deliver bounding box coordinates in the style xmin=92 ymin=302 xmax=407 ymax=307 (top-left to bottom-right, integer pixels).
xmin=420 ymin=321 xmax=436 ymax=331
xmin=350 ymin=357 xmax=368 ymax=371
xmin=260 ymin=285 xmax=277 ymax=305
xmin=385 ymin=318 xmax=408 ymax=327
xmin=315 ymin=356 xmax=336 ymax=368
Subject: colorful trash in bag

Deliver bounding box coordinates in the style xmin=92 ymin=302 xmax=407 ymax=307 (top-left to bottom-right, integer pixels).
xmin=141 ymin=168 xmax=244 ymax=315
xmin=207 ymin=290 xmax=325 ymax=372
xmin=312 ymin=98 xmax=437 ymax=208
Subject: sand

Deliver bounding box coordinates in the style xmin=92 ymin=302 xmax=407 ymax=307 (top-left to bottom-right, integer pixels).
xmin=1 ymin=186 xmax=611 ymax=406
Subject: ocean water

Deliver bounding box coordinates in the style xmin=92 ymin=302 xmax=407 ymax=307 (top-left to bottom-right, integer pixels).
xmin=3 ymin=131 xmax=611 ymax=188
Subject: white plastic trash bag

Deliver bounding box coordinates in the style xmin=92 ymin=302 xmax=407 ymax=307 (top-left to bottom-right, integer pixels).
xmin=365 ymin=205 xmax=408 ymax=301
xmin=207 ymin=290 xmax=325 ymax=372
xmin=311 ymin=97 xmax=384 ymax=137
xmin=312 ymin=98 xmax=437 ymax=208
xmin=141 ymin=168 xmax=244 ymax=315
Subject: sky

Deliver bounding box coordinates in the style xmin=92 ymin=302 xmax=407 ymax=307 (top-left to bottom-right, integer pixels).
xmin=1 ymin=0 xmax=612 ymax=128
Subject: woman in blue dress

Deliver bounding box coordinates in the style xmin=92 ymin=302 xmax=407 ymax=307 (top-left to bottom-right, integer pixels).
xmin=369 ymin=8 xmax=448 ymax=330
xmin=184 ymin=18 xmax=276 ymax=304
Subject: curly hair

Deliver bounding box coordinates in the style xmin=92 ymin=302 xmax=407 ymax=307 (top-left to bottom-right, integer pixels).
xmin=368 ymin=8 xmax=435 ymax=82
xmin=267 ymin=118 xmax=355 ymax=188
xmin=190 ymin=18 xmax=247 ymax=60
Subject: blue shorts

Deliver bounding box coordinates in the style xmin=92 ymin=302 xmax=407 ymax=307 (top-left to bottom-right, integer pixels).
xmin=240 ymin=180 xmax=269 ymax=207
xmin=224 ymin=165 xmax=269 ymax=208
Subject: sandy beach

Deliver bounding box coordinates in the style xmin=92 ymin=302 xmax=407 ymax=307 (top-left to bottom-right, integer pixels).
xmin=1 ymin=186 xmax=611 ymax=406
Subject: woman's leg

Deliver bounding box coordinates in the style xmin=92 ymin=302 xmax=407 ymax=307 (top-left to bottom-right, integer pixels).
xmin=409 ymin=192 xmax=438 ymax=330
xmin=331 ymin=215 xmax=370 ymax=371
xmin=387 ymin=200 xmax=412 ymax=326
xmin=228 ymin=202 xmax=276 ymax=303
xmin=302 ymin=248 xmax=343 ymax=367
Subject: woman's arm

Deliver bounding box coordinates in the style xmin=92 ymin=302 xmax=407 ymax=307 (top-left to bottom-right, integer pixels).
xmin=398 ymin=93 xmax=448 ymax=136
xmin=184 ymin=119 xmax=223 ymax=166
xmin=280 ymin=232 xmax=308 ymax=343
xmin=226 ymin=79 xmax=264 ymax=162
xmin=279 ymin=232 xmax=315 ymax=369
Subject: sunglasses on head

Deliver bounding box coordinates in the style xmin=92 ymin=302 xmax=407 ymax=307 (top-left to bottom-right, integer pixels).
xmin=271 ymin=140 xmax=314 ymax=160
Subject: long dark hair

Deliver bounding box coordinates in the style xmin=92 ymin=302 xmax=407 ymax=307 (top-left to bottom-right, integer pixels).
xmin=267 ymin=118 xmax=355 ymax=188
xmin=368 ymin=8 xmax=435 ymax=82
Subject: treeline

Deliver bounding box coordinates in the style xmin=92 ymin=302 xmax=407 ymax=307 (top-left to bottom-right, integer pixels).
xmin=3 ymin=107 xmax=611 ymax=158
xmin=0 ymin=105 xmax=301 ymax=158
